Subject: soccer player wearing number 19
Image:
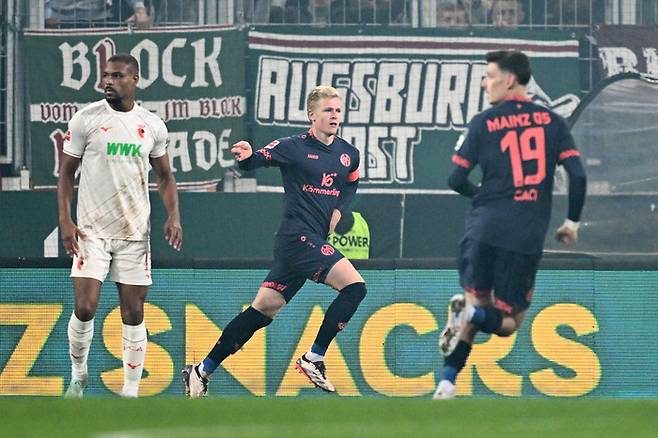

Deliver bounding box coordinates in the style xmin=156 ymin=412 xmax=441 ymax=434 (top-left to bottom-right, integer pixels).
xmin=433 ymin=51 xmax=587 ymax=399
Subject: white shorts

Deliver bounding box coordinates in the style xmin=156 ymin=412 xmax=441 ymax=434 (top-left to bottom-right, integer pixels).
xmin=70 ymin=237 xmax=152 ymax=286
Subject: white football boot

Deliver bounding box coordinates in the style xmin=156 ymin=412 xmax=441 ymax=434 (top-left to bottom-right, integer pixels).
xmin=295 ymin=354 xmax=336 ymax=393
xmin=181 ymin=364 xmax=208 ymax=398
xmin=64 ymin=375 xmax=88 ymax=398
xmin=432 ymin=380 xmax=457 ymax=400
xmin=439 ymin=294 xmax=469 ymax=357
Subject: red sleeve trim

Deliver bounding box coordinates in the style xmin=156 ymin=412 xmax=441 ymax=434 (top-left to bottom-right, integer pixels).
xmin=452 ymin=154 xmax=472 ymax=169
xmin=558 ymin=150 xmax=580 ymax=161
xmin=256 ymin=149 xmax=272 ymax=161
xmin=347 ymin=168 xmax=360 ymax=182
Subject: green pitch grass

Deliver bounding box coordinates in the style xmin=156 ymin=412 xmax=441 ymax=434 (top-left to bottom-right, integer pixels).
xmin=2 ymin=397 xmax=657 ymax=437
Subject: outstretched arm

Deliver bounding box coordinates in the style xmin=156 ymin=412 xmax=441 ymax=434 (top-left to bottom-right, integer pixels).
xmin=151 ymin=153 xmax=182 ymax=251
xmin=232 ymin=140 xmax=277 ymax=171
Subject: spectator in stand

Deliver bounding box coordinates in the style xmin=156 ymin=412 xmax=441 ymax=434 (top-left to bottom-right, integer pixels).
xmin=46 ymin=0 xmax=150 ymax=29
xmin=270 ymin=0 xmax=332 ymax=24
xmin=437 ymin=1 xmax=468 ymax=27
xmin=461 ymin=0 xmax=489 ymax=25
xmin=331 ymin=0 xmax=401 ymax=25
xmin=490 ymin=0 xmax=524 ymax=28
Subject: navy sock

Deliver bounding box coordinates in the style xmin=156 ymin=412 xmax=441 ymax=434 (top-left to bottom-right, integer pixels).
xmin=440 ymin=366 xmax=458 ymax=384
xmin=442 ymin=340 xmax=472 ymax=383
xmin=472 ymin=307 xmax=503 ymax=334
xmin=204 ymin=306 xmax=272 ymax=374
xmin=311 ymin=343 xmax=327 ymax=356
xmin=313 ymin=282 xmax=367 ymax=352
xmin=202 ymin=357 xmax=219 ymax=375
xmin=471 ymin=306 xmax=486 ymax=326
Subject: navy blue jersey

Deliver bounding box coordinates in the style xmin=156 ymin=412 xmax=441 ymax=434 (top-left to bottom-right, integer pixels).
xmin=239 ymin=130 xmax=360 ymax=237
xmin=452 ymin=98 xmax=581 ymax=254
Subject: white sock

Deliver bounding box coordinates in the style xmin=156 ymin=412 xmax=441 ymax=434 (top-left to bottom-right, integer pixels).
xmin=68 ymin=312 xmax=94 ymax=380
xmin=121 ymin=322 xmax=147 ymax=398
xmin=197 ymin=361 xmax=208 ymax=378
xmin=305 ymin=350 xmax=324 ymax=363
xmin=465 ymin=304 xmax=476 ymax=322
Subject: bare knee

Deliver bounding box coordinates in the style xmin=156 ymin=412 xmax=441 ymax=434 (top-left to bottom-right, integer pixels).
xmin=74 ymin=296 xmax=98 ymax=321
xmin=120 ymin=298 xmax=145 ymax=325
xmin=73 ymin=281 xmax=101 ymax=321
xmin=495 ymin=317 xmax=520 ymax=337
xmin=74 ymin=304 xmax=96 ymax=322
xmin=496 ymin=328 xmax=516 ymax=337
xmin=252 ymin=289 xmax=286 ymax=319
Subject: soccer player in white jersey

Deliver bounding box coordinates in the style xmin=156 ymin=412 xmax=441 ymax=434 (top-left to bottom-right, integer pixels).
xmin=57 ymin=53 xmax=182 ymax=398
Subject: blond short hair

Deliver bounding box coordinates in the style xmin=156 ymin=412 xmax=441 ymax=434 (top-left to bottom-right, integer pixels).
xmin=306 ymin=85 xmax=341 ymax=116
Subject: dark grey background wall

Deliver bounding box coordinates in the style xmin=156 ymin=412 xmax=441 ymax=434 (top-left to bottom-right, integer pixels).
xmin=2 ymin=192 xmax=657 ymax=259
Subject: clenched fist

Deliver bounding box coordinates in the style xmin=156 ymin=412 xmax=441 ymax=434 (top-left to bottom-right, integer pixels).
xmin=231 ymin=141 xmax=253 ymax=161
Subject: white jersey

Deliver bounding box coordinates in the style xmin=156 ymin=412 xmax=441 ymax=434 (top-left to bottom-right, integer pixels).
xmin=63 ymin=99 xmax=168 ymax=241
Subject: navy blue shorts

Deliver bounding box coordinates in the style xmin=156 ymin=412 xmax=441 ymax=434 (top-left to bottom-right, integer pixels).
xmin=262 ymin=233 xmax=344 ymax=303
xmin=458 ymin=238 xmax=542 ymax=314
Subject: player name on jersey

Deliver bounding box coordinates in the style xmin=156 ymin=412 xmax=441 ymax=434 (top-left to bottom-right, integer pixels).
xmin=486 ymin=111 xmax=552 ymax=133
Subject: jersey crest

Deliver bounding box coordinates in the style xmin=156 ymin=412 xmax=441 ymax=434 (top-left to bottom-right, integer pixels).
xmin=340 ymin=153 xmax=351 ymax=167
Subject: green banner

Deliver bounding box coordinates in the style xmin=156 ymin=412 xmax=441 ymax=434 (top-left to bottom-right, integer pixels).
xmin=25 ymin=27 xmax=247 ymax=189
xmin=2 ymin=267 xmax=656 ymax=398
xmin=247 ymin=27 xmax=581 ymax=191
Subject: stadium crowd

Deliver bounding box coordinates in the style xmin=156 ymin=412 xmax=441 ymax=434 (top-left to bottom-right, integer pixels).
xmin=40 ymin=0 xmax=657 ymax=28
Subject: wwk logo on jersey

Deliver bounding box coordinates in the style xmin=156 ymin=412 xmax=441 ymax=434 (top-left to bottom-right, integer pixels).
xmin=106 ymin=142 xmax=142 ymax=157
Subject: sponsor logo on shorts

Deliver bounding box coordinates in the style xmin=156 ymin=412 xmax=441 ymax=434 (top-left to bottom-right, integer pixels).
xmin=321 ymin=244 xmax=335 ymax=256
xmin=340 ymin=153 xmax=351 ymax=167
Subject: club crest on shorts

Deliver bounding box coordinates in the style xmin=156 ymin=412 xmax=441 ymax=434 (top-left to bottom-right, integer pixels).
xmin=340 ymin=153 xmax=351 ymax=167
xmin=321 ymin=244 xmax=335 ymax=256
